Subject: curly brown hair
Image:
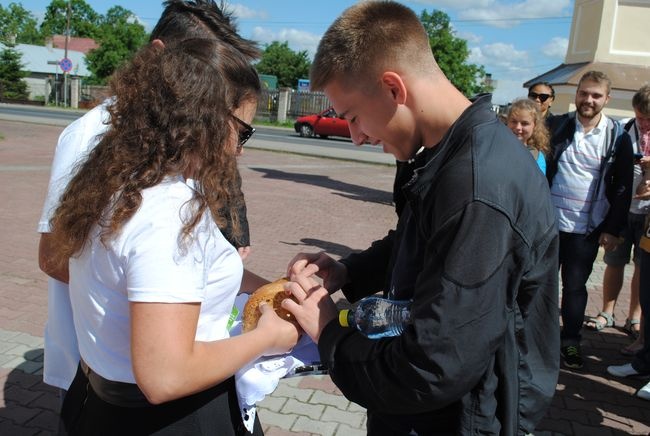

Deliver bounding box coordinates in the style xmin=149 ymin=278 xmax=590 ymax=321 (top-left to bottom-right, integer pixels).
xmin=50 ymin=38 xmax=261 ymax=264
xmin=507 ymin=98 xmax=551 ymax=156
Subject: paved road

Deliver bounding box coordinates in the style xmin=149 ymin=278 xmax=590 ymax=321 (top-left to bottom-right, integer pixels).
xmin=0 ymin=116 xmax=649 ymax=435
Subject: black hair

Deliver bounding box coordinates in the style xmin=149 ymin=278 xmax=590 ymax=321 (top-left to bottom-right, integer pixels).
xmin=528 ymin=81 xmax=555 ymax=97
xmin=150 ymin=0 xmax=259 ymax=61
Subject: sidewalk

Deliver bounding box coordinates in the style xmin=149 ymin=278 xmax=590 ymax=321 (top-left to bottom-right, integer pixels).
xmin=0 ymin=118 xmax=648 ymax=435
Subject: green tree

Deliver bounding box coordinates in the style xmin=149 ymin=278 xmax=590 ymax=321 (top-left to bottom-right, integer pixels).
xmin=255 ymin=41 xmax=310 ymax=88
xmin=0 ymin=3 xmax=43 ymax=45
xmin=420 ymin=10 xmax=492 ymax=97
xmin=84 ymin=6 xmax=148 ymax=84
xmin=0 ymin=42 xmax=29 ymax=99
xmin=40 ymin=0 xmax=100 ymax=39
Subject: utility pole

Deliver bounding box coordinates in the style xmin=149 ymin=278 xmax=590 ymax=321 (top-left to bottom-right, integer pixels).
xmin=64 ymin=0 xmax=71 ymax=107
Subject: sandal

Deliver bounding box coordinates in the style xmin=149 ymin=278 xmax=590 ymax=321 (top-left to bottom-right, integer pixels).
xmin=621 ymin=341 xmax=644 ymax=356
xmin=623 ymin=318 xmax=641 ymax=339
xmin=585 ymin=311 xmax=615 ymax=331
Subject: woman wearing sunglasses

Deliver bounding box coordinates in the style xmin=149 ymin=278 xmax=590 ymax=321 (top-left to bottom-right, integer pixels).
xmin=528 ymin=81 xmax=555 ymax=123
xmin=48 ymin=37 xmax=299 ymax=435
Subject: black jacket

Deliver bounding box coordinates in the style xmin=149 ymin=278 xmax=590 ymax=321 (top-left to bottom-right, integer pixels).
xmin=321 ymin=95 xmax=560 ymax=435
xmin=546 ymin=113 xmax=633 ymax=238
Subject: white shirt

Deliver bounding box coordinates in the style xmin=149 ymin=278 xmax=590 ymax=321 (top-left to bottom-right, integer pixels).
xmin=70 ymin=177 xmax=243 ymax=383
xmin=551 ymin=114 xmax=609 ymax=234
xmin=37 ymin=100 xmax=112 ymax=389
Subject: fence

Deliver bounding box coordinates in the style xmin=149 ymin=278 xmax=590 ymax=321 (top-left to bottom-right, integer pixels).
xmin=77 ymin=85 xmax=331 ymax=123
xmin=256 ymin=88 xmax=332 ymax=123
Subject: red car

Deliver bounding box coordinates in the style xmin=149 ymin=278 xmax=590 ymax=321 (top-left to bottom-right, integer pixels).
xmin=294 ymin=107 xmax=351 ymax=139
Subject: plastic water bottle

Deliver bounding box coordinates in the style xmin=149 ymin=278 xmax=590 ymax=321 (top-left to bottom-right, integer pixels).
xmin=339 ymin=296 xmax=412 ymax=339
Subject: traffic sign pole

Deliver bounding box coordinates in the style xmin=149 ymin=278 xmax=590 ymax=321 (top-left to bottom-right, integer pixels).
xmin=59 ymin=57 xmax=72 ymax=107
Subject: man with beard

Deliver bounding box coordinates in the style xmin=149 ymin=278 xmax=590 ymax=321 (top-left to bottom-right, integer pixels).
xmin=547 ymin=70 xmax=634 ymax=369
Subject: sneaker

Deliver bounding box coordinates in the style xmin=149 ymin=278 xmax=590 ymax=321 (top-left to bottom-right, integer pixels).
xmin=637 ymin=381 xmax=650 ymax=400
xmin=561 ymin=345 xmax=583 ymax=369
xmin=606 ymin=362 xmax=647 ymax=378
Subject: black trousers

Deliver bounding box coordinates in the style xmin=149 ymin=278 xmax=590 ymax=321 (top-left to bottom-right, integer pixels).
xmin=558 ymin=231 xmax=600 ymax=343
xmin=60 ymin=363 xmax=263 ymax=436
xmin=633 ymin=251 xmax=650 ymax=373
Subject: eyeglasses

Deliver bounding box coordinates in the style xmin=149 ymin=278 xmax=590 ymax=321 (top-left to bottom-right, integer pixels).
xmin=232 ymin=115 xmax=255 ymax=150
xmin=528 ymin=92 xmax=553 ymax=103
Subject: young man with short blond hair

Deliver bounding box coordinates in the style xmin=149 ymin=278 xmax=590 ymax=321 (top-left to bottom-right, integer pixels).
xmin=284 ymin=2 xmax=560 ymax=434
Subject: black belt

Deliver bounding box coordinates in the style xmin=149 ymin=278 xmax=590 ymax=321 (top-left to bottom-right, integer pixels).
xmin=80 ymin=359 xmax=151 ymax=408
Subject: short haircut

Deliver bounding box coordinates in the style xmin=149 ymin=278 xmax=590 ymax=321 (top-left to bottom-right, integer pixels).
xmin=578 ymin=70 xmax=611 ymax=95
xmin=310 ymin=1 xmax=436 ymax=92
xmin=528 ymin=81 xmax=555 ymax=97
xmin=151 ymin=0 xmax=259 ymax=62
xmin=632 ymin=84 xmax=650 ymax=116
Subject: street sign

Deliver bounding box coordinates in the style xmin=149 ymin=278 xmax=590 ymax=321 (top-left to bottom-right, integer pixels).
xmin=298 ymin=79 xmax=310 ymax=92
xmin=59 ymin=57 xmax=73 ymax=73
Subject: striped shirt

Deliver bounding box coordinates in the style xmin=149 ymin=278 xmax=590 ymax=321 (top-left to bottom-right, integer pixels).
xmin=550 ymin=114 xmax=609 ymax=234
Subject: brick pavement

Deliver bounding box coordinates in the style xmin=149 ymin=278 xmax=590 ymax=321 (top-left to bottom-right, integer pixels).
xmin=0 ymin=118 xmax=649 ymax=435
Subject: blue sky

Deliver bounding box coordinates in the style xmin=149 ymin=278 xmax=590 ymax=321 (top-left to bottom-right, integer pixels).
xmin=8 ymin=0 xmax=575 ymax=105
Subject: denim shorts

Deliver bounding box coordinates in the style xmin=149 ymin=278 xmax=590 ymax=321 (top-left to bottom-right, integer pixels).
xmin=603 ymin=212 xmax=647 ymax=266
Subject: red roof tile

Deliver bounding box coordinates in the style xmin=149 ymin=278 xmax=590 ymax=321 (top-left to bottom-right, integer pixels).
xmin=50 ymin=35 xmax=99 ymax=54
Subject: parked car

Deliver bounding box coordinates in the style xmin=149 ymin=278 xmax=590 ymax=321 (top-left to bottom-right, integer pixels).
xmin=294 ymin=107 xmax=351 ymax=139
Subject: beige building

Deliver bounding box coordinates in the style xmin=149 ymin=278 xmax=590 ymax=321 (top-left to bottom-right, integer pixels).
xmin=524 ymin=0 xmax=650 ymax=119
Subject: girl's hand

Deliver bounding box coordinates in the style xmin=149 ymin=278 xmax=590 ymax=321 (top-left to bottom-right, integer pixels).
xmin=255 ymin=303 xmax=300 ymax=356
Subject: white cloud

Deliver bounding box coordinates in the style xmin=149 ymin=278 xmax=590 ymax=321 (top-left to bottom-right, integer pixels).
xmin=413 ymin=0 xmax=571 ymax=28
xmin=491 ymin=78 xmax=529 ymax=105
xmin=542 ymin=36 xmax=568 ymax=59
xmin=456 ymin=30 xmax=482 ymax=44
xmin=469 ymin=42 xmax=528 ymax=71
xmin=230 ymin=3 xmax=269 ymax=20
xmin=468 ymin=43 xmax=533 ymax=105
xmin=251 ymin=27 xmax=321 ymax=58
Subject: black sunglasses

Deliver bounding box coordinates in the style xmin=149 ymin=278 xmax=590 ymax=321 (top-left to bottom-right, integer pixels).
xmin=528 ymin=92 xmax=553 ymax=103
xmin=232 ymin=115 xmax=255 ymax=150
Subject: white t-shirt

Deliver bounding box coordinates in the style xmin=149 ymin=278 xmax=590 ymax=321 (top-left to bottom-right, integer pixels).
xmin=70 ymin=177 xmax=243 ymax=383
xmin=551 ymin=114 xmax=609 ymax=234
xmin=37 ymin=100 xmax=112 ymax=390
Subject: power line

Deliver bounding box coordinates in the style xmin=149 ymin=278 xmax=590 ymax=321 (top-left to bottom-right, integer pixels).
xmin=452 ymin=16 xmax=571 ymax=24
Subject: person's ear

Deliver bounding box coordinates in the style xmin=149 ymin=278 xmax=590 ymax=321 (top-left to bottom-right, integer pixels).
xmin=380 ymin=71 xmax=407 ymax=105
xmin=151 ymin=39 xmax=165 ymax=49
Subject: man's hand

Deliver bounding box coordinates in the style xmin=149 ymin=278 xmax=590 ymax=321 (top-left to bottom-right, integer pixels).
xmin=599 ymin=232 xmax=622 ymax=252
xmin=635 ymin=179 xmax=650 ymax=200
xmin=282 ymin=273 xmax=338 ymax=344
xmin=286 ymin=251 xmax=348 ymax=293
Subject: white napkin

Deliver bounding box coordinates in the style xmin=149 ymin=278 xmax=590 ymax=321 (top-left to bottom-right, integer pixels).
xmin=230 ymin=294 xmax=322 ymax=432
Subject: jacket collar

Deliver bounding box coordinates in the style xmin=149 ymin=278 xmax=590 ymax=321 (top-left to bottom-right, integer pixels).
xmin=406 ymin=93 xmax=495 ymax=192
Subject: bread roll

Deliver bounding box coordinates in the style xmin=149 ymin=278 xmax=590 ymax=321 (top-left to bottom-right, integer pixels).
xmin=242 ymin=278 xmax=299 ymax=332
